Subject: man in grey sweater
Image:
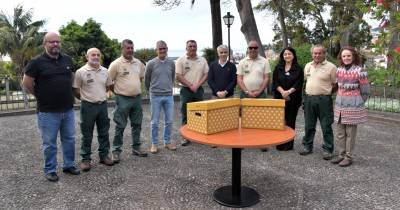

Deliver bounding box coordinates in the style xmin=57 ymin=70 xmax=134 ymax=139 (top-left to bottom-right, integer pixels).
xmin=145 ymin=40 xmax=177 ymax=154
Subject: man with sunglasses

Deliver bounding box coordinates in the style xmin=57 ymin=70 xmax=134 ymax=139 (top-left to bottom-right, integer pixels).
xmin=145 ymin=41 xmax=177 ymax=154
xmin=237 ymin=40 xmax=271 ymax=152
xmin=207 ymin=44 xmax=237 ymax=99
xmin=175 ymin=40 xmax=209 ymax=146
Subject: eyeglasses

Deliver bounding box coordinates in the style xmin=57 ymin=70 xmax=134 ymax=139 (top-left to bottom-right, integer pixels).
xmin=248 ymin=46 xmax=258 ymax=50
xmin=219 ymin=51 xmax=228 ymax=54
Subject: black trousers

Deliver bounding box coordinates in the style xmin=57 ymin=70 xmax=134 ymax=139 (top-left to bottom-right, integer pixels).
xmin=276 ymin=99 xmax=301 ymax=150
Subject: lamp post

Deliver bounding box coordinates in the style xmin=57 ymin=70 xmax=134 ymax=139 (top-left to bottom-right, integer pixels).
xmin=329 ymin=25 xmax=335 ymax=57
xmin=223 ymin=12 xmax=234 ymax=61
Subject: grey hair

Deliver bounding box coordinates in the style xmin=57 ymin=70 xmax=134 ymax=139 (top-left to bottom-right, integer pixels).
xmin=217 ymin=44 xmax=228 ymax=52
xmin=311 ymin=44 xmax=326 ymax=53
xmin=121 ymin=39 xmax=133 ymax=48
xmin=156 ymin=40 xmax=167 ymax=49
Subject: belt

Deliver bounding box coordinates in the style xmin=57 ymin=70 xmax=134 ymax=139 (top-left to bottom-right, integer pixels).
xmin=82 ymin=100 xmax=106 ymax=104
xmin=305 ymin=94 xmax=331 ymax=97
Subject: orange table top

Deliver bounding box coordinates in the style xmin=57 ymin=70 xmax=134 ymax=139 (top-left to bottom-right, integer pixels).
xmin=180 ymin=125 xmax=295 ymax=149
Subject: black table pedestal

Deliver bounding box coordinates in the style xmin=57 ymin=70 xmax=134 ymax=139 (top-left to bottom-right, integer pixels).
xmin=213 ymin=148 xmax=260 ymax=208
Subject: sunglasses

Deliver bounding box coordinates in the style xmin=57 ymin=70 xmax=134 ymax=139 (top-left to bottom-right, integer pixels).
xmin=248 ymin=46 xmax=258 ymax=50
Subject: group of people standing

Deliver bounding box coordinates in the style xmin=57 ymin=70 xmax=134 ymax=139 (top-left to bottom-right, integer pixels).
xmin=22 ymin=32 xmax=369 ymax=182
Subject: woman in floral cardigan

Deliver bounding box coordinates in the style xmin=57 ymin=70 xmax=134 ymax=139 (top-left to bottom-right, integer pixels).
xmin=331 ymin=46 xmax=370 ymax=167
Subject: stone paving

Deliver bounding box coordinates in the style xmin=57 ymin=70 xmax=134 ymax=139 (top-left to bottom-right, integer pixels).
xmin=0 ymin=104 xmax=399 ymax=209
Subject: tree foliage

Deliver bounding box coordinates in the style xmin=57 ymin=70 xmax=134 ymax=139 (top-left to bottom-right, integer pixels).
xmin=59 ymin=18 xmax=120 ymax=69
xmin=0 ymin=5 xmax=45 ymax=79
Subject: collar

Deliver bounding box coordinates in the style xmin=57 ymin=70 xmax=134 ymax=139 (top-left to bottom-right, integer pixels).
xmin=84 ymin=63 xmax=102 ymax=71
xmin=311 ymin=60 xmax=328 ymax=65
xmin=185 ymin=54 xmax=198 ymax=60
xmin=245 ymin=55 xmax=261 ymax=61
xmin=219 ymin=60 xmax=228 ymax=67
xmin=43 ymin=52 xmax=63 ymax=60
xmin=120 ymin=56 xmax=137 ymax=63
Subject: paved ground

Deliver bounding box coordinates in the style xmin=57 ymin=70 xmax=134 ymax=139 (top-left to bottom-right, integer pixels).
xmin=1 ymin=104 xmax=399 ymax=210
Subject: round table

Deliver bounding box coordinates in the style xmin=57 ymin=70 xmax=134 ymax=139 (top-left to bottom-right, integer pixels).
xmin=180 ymin=125 xmax=295 ymax=208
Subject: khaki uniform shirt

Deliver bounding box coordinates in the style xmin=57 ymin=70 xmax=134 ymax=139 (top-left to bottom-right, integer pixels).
xmin=108 ymin=56 xmax=145 ymax=96
xmin=73 ymin=64 xmax=112 ymax=103
xmin=175 ymin=55 xmax=208 ymax=87
xmin=237 ymin=55 xmax=271 ymax=91
xmin=304 ymin=60 xmax=337 ymax=95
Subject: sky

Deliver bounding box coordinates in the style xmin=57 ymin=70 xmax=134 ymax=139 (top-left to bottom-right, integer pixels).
xmin=1 ymin=0 xmax=276 ymax=54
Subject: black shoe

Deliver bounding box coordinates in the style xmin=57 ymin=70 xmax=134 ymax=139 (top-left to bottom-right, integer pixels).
xmin=260 ymin=148 xmax=268 ymax=152
xmin=322 ymin=151 xmax=334 ymax=160
xmin=45 ymin=172 xmax=59 ymax=182
xmin=132 ymin=149 xmax=148 ymax=157
xmin=63 ymin=166 xmax=80 ymax=175
xmin=299 ymin=148 xmax=313 ymax=156
xmin=181 ymin=139 xmax=191 ymax=146
xmin=276 ymin=144 xmax=286 ymax=151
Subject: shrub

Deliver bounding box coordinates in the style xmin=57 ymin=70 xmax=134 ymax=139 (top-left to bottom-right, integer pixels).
xmin=135 ymin=48 xmax=157 ymax=64
xmin=202 ymin=48 xmax=217 ymax=64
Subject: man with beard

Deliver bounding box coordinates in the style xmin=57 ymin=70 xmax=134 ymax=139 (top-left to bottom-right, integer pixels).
xmin=73 ymin=48 xmax=114 ymax=171
xmin=23 ymin=32 xmax=80 ymax=182
xmin=108 ymin=39 xmax=147 ymax=163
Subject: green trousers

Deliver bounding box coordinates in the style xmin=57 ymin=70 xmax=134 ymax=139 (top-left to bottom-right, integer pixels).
xmin=302 ymin=95 xmax=334 ymax=153
xmin=80 ymin=101 xmax=110 ymax=162
xmin=112 ymin=94 xmax=143 ymax=153
xmin=180 ymin=86 xmax=204 ymax=125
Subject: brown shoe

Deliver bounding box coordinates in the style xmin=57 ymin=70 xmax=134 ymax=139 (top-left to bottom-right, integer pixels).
xmin=331 ymin=156 xmax=344 ymax=164
xmin=112 ymin=152 xmax=120 ymax=164
xmin=100 ymin=157 xmax=114 ymax=166
xmin=339 ymin=157 xmax=352 ymax=167
xmin=165 ymin=143 xmax=177 ymax=151
xmin=80 ymin=162 xmax=92 ymax=172
xmin=150 ymin=144 xmax=158 ymax=154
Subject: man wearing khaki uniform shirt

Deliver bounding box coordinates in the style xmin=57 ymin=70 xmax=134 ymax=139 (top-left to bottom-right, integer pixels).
xmin=108 ymin=39 xmax=147 ymax=163
xmin=73 ymin=48 xmax=114 ymax=171
xmin=237 ymin=40 xmax=270 ymax=99
xmin=237 ymin=40 xmax=271 ymax=152
xmin=299 ymin=45 xmax=337 ymax=160
xmin=175 ymin=40 xmax=208 ymax=146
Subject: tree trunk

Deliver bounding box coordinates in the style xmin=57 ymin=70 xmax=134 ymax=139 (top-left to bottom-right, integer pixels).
xmin=339 ymin=10 xmax=363 ymax=48
xmin=235 ymin=0 xmax=266 ymax=57
xmin=210 ymin=0 xmax=222 ymax=49
xmin=274 ymin=0 xmax=288 ymax=48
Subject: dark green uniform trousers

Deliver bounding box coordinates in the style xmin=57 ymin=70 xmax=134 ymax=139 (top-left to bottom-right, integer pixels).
xmin=112 ymin=94 xmax=143 ymax=154
xmin=80 ymin=101 xmax=110 ymax=162
xmin=302 ymin=95 xmax=334 ymax=153
xmin=180 ymin=86 xmax=204 ymax=125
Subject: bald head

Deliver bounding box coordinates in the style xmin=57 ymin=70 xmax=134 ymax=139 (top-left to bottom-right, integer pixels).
xmin=43 ymin=32 xmax=61 ymax=58
xmin=86 ymin=48 xmax=101 ymax=68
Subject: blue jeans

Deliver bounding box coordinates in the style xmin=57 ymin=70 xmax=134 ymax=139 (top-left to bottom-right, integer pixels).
xmin=37 ymin=109 xmax=76 ymax=174
xmin=150 ymin=95 xmax=174 ymax=145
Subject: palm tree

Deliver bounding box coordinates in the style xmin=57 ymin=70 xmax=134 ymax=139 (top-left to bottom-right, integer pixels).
xmin=0 ymin=5 xmax=45 ymax=80
xmin=0 ymin=5 xmax=45 ymax=108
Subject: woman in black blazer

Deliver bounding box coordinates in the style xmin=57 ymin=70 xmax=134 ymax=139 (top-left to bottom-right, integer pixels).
xmin=272 ymin=47 xmax=304 ymax=150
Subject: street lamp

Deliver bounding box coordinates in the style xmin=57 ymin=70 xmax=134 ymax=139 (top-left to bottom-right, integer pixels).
xmin=328 ymin=25 xmax=335 ymax=57
xmin=223 ymin=12 xmax=234 ymax=61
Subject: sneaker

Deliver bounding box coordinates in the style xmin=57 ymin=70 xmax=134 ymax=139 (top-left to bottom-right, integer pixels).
xmin=322 ymin=152 xmax=334 ymax=160
xmin=80 ymin=162 xmax=92 ymax=172
xmin=112 ymin=152 xmax=120 ymax=164
xmin=299 ymin=148 xmax=313 ymax=156
xmin=164 ymin=143 xmax=177 ymax=151
xmin=181 ymin=139 xmax=191 ymax=146
xmin=339 ymin=157 xmax=352 ymax=167
xmin=132 ymin=148 xmax=148 ymax=157
xmin=150 ymin=144 xmax=158 ymax=154
xmin=100 ymin=157 xmax=114 ymax=166
xmin=63 ymin=166 xmax=80 ymax=175
xmin=45 ymin=172 xmax=59 ymax=182
xmin=331 ymin=156 xmax=344 ymax=164
xmin=260 ymin=148 xmax=268 ymax=152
